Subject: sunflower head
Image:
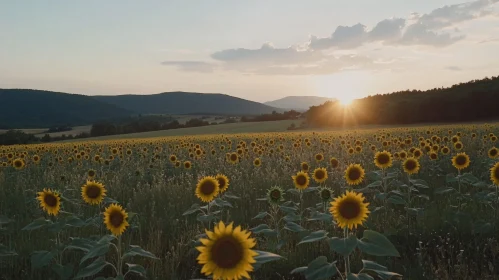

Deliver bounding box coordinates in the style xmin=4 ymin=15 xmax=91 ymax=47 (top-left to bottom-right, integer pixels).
xmin=196 ymin=221 xmax=257 ymax=280
xmin=344 ymin=164 xmax=365 ymax=186
xmin=403 ymin=158 xmax=420 ymax=175
xmin=103 ymin=203 xmax=129 ymax=236
xmin=81 ymin=181 xmax=106 ymax=205
xmin=169 ymin=154 xmax=177 ymax=163
xmin=216 ymin=174 xmax=230 ymax=193
xmin=318 ymin=187 xmax=333 ymax=202
xmin=429 ymin=152 xmax=438 ymax=161
xmin=300 ymin=162 xmax=310 ymax=172
xmin=330 ymin=157 xmax=339 ymax=169
xmin=490 ymin=162 xmax=499 ymax=186
xmin=87 ymin=169 xmax=96 ymax=178
xmin=488 ymin=147 xmax=498 ymax=159
xmin=13 ymin=158 xmax=25 ymax=170
xmin=312 ymin=167 xmax=328 ymax=184
xmin=228 ymin=153 xmax=239 ymax=164
xmin=184 ymin=161 xmax=192 ymax=169
xmin=267 ymin=186 xmax=285 ymax=204
xmin=253 ymin=158 xmax=261 ymax=167
xmin=374 ymin=151 xmax=392 ymax=169
xmin=330 ymin=191 xmax=370 ymax=230
xmin=196 ymin=176 xmax=220 ymax=202
xmin=37 ymin=189 xmax=61 ymax=216
xmin=292 ymin=171 xmax=310 ymax=190
xmin=315 ymin=153 xmax=324 ymax=162
xmin=454 ymin=141 xmax=464 ymax=150
xmin=441 ymin=146 xmax=450 ymax=155
xmin=452 ymin=153 xmax=470 ymax=170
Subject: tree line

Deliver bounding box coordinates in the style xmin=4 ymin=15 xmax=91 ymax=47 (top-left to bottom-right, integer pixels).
xmin=240 ymin=110 xmax=301 ymax=122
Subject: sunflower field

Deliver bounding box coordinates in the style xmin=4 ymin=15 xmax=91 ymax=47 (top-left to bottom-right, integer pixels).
xmin=1 ymin=123 xmax=499 ymax=280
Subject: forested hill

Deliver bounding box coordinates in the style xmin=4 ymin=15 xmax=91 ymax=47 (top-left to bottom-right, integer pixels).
xmin=93 ymin=92 xmax=280 ymax=115
xmin=306 ymin=76 xmax=499 ymax=127
xmin=0 ymin=89 xmax=133 ymax=128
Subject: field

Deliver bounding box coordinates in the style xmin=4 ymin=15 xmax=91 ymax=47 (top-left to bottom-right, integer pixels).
xmin=1 ymin=122 xmax=499 ymax=279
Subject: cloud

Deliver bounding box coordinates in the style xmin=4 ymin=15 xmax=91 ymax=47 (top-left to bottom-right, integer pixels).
xmin=397 ymin=23 xmax=465 ymax=47
xmin=369 ymin=18 xmax=406 ymax=42
xmin=445 ymin=66 xmax=463 ymax=71
xmin=309 ymin=24 xmax=367 ymax=50
xmin=160 ymin=61 xmax=215 ymax=73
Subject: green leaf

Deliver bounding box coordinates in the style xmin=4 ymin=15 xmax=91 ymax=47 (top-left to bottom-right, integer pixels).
xmin=223 ymin=193 xmax=241 ymax=200
xmin=298 ymin=230 xmax=328 ymax=245
xmin=196 ymin=214 xmax=217 ymax=223
xmin=250 ymin=224 xmax=271 ymax=234
xmin=182 ymin=204 xmax=201 ymax=216
xmin=31 ymin=250 xmax=56 ymax=269
xmin=387 ymin=195 xmax=407 ymax=205
xmin=80 ymin=243 xmax=110 ymax=264
xmin=290 ymin=266 xmax=308 ymax=274
xmin=253 ymin=212 xmax=269 ymax=220
xmin=366 ymin=181 xmax=382 ymax=188
xmin=51 ymin=263 xmax=73 ymax=280
xmin=435 ymin=187 xmax=456 ymax=195
xmin=253 ymin=250 xmax=283 ymax=270
xmin=74 ymin=257 xmax=110 ymax=279
xmin=103 ymin=196 xmax=119 ymax=205
xmin=307 ymin=211 xmax=333 ymax=222
xmin=347 ymin=273 xmax=375 ymax=280
xmin=213 ymin=198 xmax=233 ymax=208
xmin=460 ymin=173 xmax=479 ymax=184
xmin=279 ymin=205 xmax=298 ymax=214
xmin=0 ymin=244 xmax=17 ymax=257
xmin=303 ymin=256 xmax=338 ymax=280
xmin=260 ymin=229 xmax=278 ymax=237
xmin=0 ymin=215 xmax=12 ymax=225
xmin=126 ymin=263 xmax=147 ymax=277
xmin=361 ymin=260 xmax=402 ymax=279
xmin=65 ymin=216 xmax=86 ymax=228
xmin=284 ymin=221 xmax=306 ymax=232
xmin=446 ymin=174 xmax=458 ymax=183
xmin=122 ymin=245 xmax=158 ymax=260
xmin=65 ymin=238 xmax=97 ymax=252
xmin=22 ymin=218 xmax=52 ymax=231
xmin=328 ymin=235 xmax=357 ymax=256
xmin=357 ymin=230 xmax=400 ymax=257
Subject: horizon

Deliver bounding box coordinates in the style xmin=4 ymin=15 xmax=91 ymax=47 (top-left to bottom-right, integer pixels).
xmin=1 ymin=0 xmax=499 ymax=102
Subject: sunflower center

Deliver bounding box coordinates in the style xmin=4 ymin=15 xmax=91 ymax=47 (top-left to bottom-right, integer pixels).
xmin=211 ymin=236 xmax=244 ymax=269
xmin=430 ymin=153 xmax=437 ymax=159
xmin=43 ymin=194 xmax=58 ymax=207
xmin=348 ymin=168 xmax=361 ymax=181
xmin=270 ymin=190 xmax=281 ymax=200
xmin=14 ymin=161 xmax=22 ymax=168
xmin=86 ymin=185 xmax=102 ymax=199
xmin=455 ymin=155 xmax=467 ymax=166
xmin=302 ymin=164 xmax=309 ymax=171
xmin=296 ymin=175 xmax=307 ymax=186
xmin=200 ymin=181 xmax=216 ymax=195
xmin=218 ymin=178 xmax=226 ymax=189
xmin=494 ymin=167 xmax=499 ymax=180
xmin=315 ymin=170 xmax=325 ymax=180
xmin=405 ymin=160 xmax=417 ymax=171
xmin=109 ymin=210 xmax=125 ymax=228
xmin=321 ymin=189 xmax=331 ymax=200
xmin=339 ymin=199 xmax=361 ymax=220
xmin=230 ymin=154 xmax=238 ymax=161
xmin=377 ymin=154 xmax=390 ymax=165
xmin=88 ymin=170 xmax=95 ymax=177
xmin=491 ymin=149 xmax=498 ymax=156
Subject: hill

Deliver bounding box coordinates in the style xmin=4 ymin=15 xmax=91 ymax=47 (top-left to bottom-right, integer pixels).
xmin=306 ymin=76 xmax=499 ymax=127
xmin=93 ymin=92 xmax=280 ymax=115
xmin=264 ymin=96 xmax=336 ymax=110
xmin=0 ymin=89 xmax=133 ymax=128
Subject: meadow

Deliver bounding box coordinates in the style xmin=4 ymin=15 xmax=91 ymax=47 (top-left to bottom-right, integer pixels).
xmin=1 ymin=122 xmax=499 ymax=280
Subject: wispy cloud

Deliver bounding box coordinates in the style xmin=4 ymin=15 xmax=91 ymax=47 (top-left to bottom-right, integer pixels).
xmin=160 ymin=61 xmax=215 ymax=73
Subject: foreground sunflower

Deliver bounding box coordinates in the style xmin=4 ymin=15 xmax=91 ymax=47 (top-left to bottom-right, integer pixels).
xmin=81 ymin=181 xmax=106 ymax=205
xmin=103 ymin=203 xmax=129 ymax=236
xmin=37 ymin=189 xmax=61 ymax=216
xmin=344 ymin=164 xmax=365 ymax=185
xmin=374 ymin=151 xmax=392 ymax=169
xmin=452 ymin=153 xmax=470 ymax=170
xmin=490 ymin=162 xmax=499 ymax=186
xmin=195 ymin=176 xmax=220 ymax=202
xmin=292 ymin=171 xmax=310 ymax=190
xmin=312 ymin=167 xmax=328 ymax=184
xmin=330 ymin=191 xmax=370 ymax=230
xmin=403 ymin=157 xmax=420 ymax=174
xmin=197 ymin=221 xmax=258 ymax=280
xmin=216 ymin=174 xmax=230 ymax=193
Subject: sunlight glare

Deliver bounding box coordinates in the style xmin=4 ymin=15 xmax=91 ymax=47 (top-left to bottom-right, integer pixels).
xmin=338 ymin=97 xmax=354 ymax=107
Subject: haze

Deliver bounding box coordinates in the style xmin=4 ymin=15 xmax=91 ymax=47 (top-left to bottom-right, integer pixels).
xmin=1 ymin=0 xmax=498 ymax=102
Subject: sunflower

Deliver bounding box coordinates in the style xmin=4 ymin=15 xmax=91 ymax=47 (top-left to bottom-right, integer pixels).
xmin=488 ymin=147 xmax=498 ymax=159
xmin=37 ymin=189 xmax=61 ymax=216
xmin=344 ymin=164 xmax=365 ymax=186
xmin=103 ymin=203 xmax=129 ymax=236
xmin=216 ymin=174 xmax=230 ymax=193
xmin=197 ymin=221 xmax=258 ymax=280
xmin=452 ymin=153 xmax=470 ymax=170
xmin=33 ymin=155 xmax=41 ymax=164
xmin=196 ymin=176 xmax=220 ymax=202
xmin=267 ymin=186 xmax=284 ymax=204
xmin=441 ymin=146 xmax=450 ymax=155
xmin=330 ymin=157 xmax=339 ymax=169
xmin=412 ymin=148 xmax=422 ymax=159
xmin=399 ymin=151 xmax=407 ymax=160
xmin=312 ymin=167 xmax=328 ymax=184
xmin=228 ymin=152 xmax=239 ymax=164
xmin=429 ymin=152 xmax=438 ymax=161
xmin=315 ymin=153 xmax=324 ymax=162
xmin=169 ymin=154 xmax=177 ymax=163
xmin=454 ymin=141 xmax=463 ymax=150
xmin=12 ymin=158 xmax=25 ymax=170
xmin=318 ymin=187 xmax=333 ymax=202
xmin=253 ymin=158 xmax=261 ymax=167
xmin=403 ymin=158 xmax=420 ymax=174
xmin=374 ymin=151 xmax=392 ymax=169
xmin=184 ymin=161 xmax=192 ymax=169
xmin=329 ymin=191 xmax=370 ymax=230
xmin=87 ymin=169 xmax=96 ymax=179
xmin=490 ymin=162 xmax=499 ymax=186
xmin=81 ymin=181 xmax=106 ymax=205
xmin=300 ymin=162 xmax=310 ymax=172
xmin=292 ymin=171 xmax=310 ymax=190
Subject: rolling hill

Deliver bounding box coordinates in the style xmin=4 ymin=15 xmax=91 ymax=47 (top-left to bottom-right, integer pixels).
xmin=93 ymin=92 xmax=280 ymax=115
xmin=264 ymin=96 xmax=336 ymax=110
xmin=0 ymin=89 xmax=133 ymax=129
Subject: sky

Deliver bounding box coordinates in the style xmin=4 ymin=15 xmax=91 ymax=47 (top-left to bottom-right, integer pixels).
xmin=1 ymin=0 xmax=499 ymax=103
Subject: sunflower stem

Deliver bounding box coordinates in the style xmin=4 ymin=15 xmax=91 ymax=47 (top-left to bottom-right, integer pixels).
xmin=117 ymin=235 xmax=123 ymax=276
xmin=344 ymin=227 xmax=351 ymax=275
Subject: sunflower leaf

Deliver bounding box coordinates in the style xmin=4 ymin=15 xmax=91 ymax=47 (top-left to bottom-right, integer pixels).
xmin=250 ymin=224 xmax=271 ymax=233
xmin=65 ymin=238 xmax=97 ymax=252
xmin=122 ymin=245 xmax=158 ymax=260
xmin=284 ymin=221 xmax=305 ymax=232
xmin=0 ymin=215 xmax=12 ymax=225
xmin=64 ymin=216 xmax=86 ymax=228
xmin=253 ymin=212 xmax=269 ymax=220
xmin=182 ymin=204 xmax=201 ymax=216
xmin=347 ymin=273 xmax=375 ymax=280
xmin=303 ymin=256 xmax=338 ymax=280
xmin=213 ymin=198 xmax=233 ymax=208
xmin=434 ymin=187 xmax=456 ymax=195
xmin=80 ymin=243 xmax=110 ymax=264
xmin=360 ymin=260 xmax=402 ymax=279
xmin=74 ymin=257 xmax=110 ymax=279
xmin=22 ymin=217 xmax=52 ymax=231
xmin=298 ymin=230 xmax=328 ymax=245
xmin=126 ymin=263 xmax=147 ymax=277
xmin=31 ymin=250 xmax=56 ymax=269
xmin=387 ymin=195 xmax=407 ymax=205
xmin=357 ymin=230 xmax=400 ymax=257
xmin=253 ymin=250 xmax=283 ymax=270
xmin=328 ymin=235 xmax=357 ymax=256
xmin=51 ymin=263 xmax=73 ymax=280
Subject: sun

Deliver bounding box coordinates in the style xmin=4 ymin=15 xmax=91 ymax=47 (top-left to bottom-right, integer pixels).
xmin=338 ymin=97 xmax=354 ymax=106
